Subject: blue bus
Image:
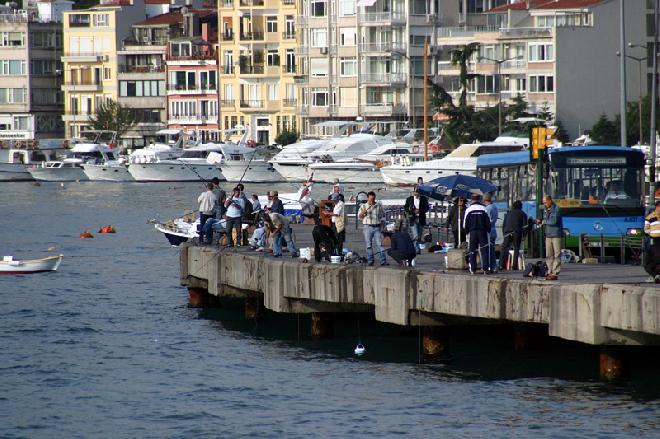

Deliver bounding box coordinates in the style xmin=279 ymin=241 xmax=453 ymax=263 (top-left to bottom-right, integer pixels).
xmin=476 ymin=146 xmax=645 ymax=259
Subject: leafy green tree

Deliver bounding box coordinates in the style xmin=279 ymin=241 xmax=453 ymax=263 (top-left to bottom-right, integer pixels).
xmin=275 ymin=129 xmax=298 ymax=146
xmin=590 ymin=114 xmax=618 ymax=145
xmin=88 ymin=99 xmax=136 ymax=139
xmin=552 ymin=120 xmax=570 ymax=144
xmin=536 ymin=101 xmax=553 ymax=123
xmin=506 ymin=94 xmax=529 ymax=121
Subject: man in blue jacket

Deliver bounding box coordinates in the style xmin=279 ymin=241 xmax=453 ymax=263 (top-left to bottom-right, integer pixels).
xmin=536 ymin=195 xmax=562 ymax=280
xmin=463 ymin=193 xmax=491 ymax=274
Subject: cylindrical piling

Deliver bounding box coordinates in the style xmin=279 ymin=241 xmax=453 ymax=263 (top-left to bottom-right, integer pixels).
xmin=599 ymin=346 xmax=626 ymax=381
xmin=422 ymin=326 xmax=450 ymax=362
xmin=245 ymin=297 xmax=263 ymax=320
xmin=310 ymin=313 xmax=334 ymax=338
xmin=188 ymin=288 xmax=209 ymax=308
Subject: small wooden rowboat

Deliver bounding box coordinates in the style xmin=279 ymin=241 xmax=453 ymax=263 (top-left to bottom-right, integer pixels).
xmin=0 ymin=255 xmax=63 ymax=274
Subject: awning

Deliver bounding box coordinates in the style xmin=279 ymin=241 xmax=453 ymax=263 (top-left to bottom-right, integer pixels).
xmin=357 ymin=0 xmax=377 ymax=7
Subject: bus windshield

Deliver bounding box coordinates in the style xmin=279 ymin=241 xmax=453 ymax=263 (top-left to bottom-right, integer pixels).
xmin=551 ymin=163 xmax=642 ymax=208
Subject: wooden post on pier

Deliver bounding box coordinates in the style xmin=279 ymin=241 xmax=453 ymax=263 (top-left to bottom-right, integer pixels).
xmin=310 ymin=313 xmax=334 ymax=338
xmin=599 ymin=346 xmax=627 ymax=381
xmin=422 ymin=326 xmax=450 ymax=362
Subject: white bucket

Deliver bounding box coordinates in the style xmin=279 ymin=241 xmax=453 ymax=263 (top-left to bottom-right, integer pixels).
xmin=299 ymin=248 xmax=311 ymax=260
xmin=330 ymin=255 xmax=342 ymax=264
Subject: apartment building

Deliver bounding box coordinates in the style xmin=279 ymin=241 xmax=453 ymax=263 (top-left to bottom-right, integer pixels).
xmin=217 ymin=0 xmax=298 ymax=145
xmin=61 ymin=0 xmax=202 ymax=142
xmin=435 ymin=0 xmax=647 ymax=139
xmin=0 ymin=0 xmax=71 ymax=142
xmin=165 ymin=9 xmax=220 ymax=141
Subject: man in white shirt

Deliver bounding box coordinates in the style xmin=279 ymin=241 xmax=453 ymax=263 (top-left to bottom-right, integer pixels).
xmin=224 ymin=187 xmax=246 ymax=247
xmin=358 ymin=191 xmax=387 ymax=266
xmin=332 ymin=194 xmax=346 ymax=254
xmin=197 ymin=182 xmax=217 ymax=244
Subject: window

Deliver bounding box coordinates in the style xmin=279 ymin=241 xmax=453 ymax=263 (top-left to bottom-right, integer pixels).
xmin=224 ymin=83 xmax=234 ymax=100
xmin=169 ymin=100 xmax=197 ymax=117
xmin=32 ymin=88 xmax=63 ymax=105
xmin=339 ymin=28 xmax=356 ymax=46
xmin=340 ymin=57 xmax=356 ymax=77
xmin=267 ymin=50 xmax=280 ymax=66
xmin=311 ymin=58 xmax=328 ymax=77
xmin=200 ymin=71 xmax=217 ymax=90
xmin=529 ymin=75 xmax=554 ymax=92
xmin=340 ymin=0 xmax=355 ymax=16
xmin=93 ymin=14 xmax=109 ymax=27
xmin=268 ymin=84 xmax=278 ymax=100
xmin=311 ymin=0 xmax=327 ymax=16
xmin=13 ymin=116 xmax=31 ymax=131
xmin=285 ymin=49 xmax=296 ymax=73
xmin=31 ymin=59 xmax=59 ymax=75
xmin=412 ymin=0 xmax=427 ymax=14
xmin=0 ymin=60 xmax=26 ymax=75
xmin=528 ymin=43 xmax=553 ymax=62
xmin=69 ymin=14 xmax=90 ymax=27
xmin=171 ymin=42 xmax=191 ymax=57
xmin=476 ymin=75 xmax=499 ymax=94
xmin=231 ymin=116 xmax=238 ymax=128
xmin=311 ymin=29 xmax=327 ymax=47
xmin=311 ymin=88 xmax=328 ymax=106
xmin=1 ymin=32 xmax=25 ymax=47
xmin=0 ymin=88 xmax=26 ymax=103
xmin=104 ymin=67 xmax=111 ymax=80
xmin=120 ymin=80 xmax=165 ymax=97
xmin=266 ymin=16 xmax=278 ymax=33
xmin=31 ymin=31 xmax=60 ymax=48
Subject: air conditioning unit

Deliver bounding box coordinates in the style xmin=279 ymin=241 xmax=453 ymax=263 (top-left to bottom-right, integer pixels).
xmin=320 ymin=47 xmax=328 ymax=55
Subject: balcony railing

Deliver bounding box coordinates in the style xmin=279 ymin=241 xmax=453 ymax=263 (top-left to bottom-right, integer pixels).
xmin=500 ymin=27 xmax=552 ymax=39
xmin=357 ymin=12 xmax=405 ymax=25
xmin=437 ymin=25 xmax=499 ymax=38
xmin=167 ymin=84 xmax=217 ymax=92
xmin=293 ymin=75 xmax=307 ymax=83
xmin=63 ymin=51 xmax=104 ymax=58
xmin=167 ymin=51 xmax=216 ymax=61
xmin=118 ymin=64 xmax=165 ymax=73
xmin=359 ymin=42 xmax=405 ymax=53
xmin=282 ymin=0 xmax=295 ymax=4
xmin=360 ymin=102 xmax=406 ymax=115
xmin=221 ymin=65 xmax=235 ymax=74
xmin=282 ymin=98 xmax=296 ymax=107
xmin=0 ymin=11 xmax=28 ymax=23
xmin=282 ymin=65 xmax=296 ymax=74
xmin=63 ymin=80 xmax=100 ymax=86
xmin=222 ymin=32 xmax=234 ymax=41
xmin=220 ymin=99 xmax=235 ymax=107
xmin=169 ymin=114 xmax=218 ymax=122
xmin=240 ymin=32 xmax=265 ymax=41
xmin=282 ymin=31 xmax=296 ymax=40
xmin=221 ymin=0 xmax=233 ymax=7
xmin=240 ymin=65 xmax=265 ymax=74
xmin=240 ymin=100 xmax=264 ymax=108
xmin=122 ymin=36 xmax=167 ymax=47
xmin=240 ymin=0 xmax=264 ymax=5
xmin=360 ymin=73 xmax=406 ymax=84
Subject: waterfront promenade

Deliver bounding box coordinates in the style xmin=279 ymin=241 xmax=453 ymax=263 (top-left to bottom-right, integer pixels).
xmin=180 ymin=224 xmax=660 ymax=379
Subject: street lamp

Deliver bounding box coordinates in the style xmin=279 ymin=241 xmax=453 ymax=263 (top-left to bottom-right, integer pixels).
xmin=478 ymin=55 xmax=523 ymax=136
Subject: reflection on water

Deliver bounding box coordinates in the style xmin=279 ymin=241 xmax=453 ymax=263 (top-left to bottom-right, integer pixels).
xmin=0 ymin=182 xmax=659 ymax=438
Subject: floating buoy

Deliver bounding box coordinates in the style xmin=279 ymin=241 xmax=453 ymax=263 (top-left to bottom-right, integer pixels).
xmin=80 ymin=231 xmax=94 ymax=239
xmin=354 ymin=344 xmax=366 ymax=356
xmin=60 ymin=183 xmax=64 ymax=187
xmin=47 ymin=246 xmax=57 ymax=251
xmin=98 ymin=225 xmax=116 ymax=234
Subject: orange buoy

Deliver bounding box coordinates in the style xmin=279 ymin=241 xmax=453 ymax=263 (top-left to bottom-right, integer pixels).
xmin=98 ymin=225 xmax=116 ymax=234
xmin=80 ymin=231 xmax=94 ymax=239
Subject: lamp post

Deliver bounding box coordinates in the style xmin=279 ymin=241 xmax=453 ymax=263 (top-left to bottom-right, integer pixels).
xmin=624 ymin=43 xmax=647 ymax=145
xmin=478 ymin=55 xmax=523 ymax=136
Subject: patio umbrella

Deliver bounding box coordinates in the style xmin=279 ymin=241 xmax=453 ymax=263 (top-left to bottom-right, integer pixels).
xmin=416 ymin=174 xmax=497 ymax=201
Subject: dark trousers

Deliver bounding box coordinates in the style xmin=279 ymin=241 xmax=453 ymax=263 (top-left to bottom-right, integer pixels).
xmin=453 ymin=228 xmax=466 ymax=247
xmin=225 ymin=216 xmax=241 ymax=246
xmin=643 ymin=257 xmax=660 ymax=277
xmin=468 ymin=230 xmax=489 ymax=272
xmin=198 ymin=213 xmax=213 ymax=243
xmin=314 ymin=237 xmax=336 ymax=262
xmin=387 ymin=248 xmax=415 ymax=265
xmin=334 ymin=225 xmax=345 ymax=255
xmin=499 ymin=231 xmax=523 ymax=270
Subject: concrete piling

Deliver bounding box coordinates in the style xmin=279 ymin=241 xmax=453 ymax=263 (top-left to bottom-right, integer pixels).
xmin=311 ymin=313 xmax=334 ymax=338
xmin=422 ymin=326 xmax=450 ymax=362
xmin=599 ymin=346 xmax=627 ymax=381
xmin=244 ymin=297 xmax=263 ymax=320
xmin=187 ymin=287 xmax=209 ymax=308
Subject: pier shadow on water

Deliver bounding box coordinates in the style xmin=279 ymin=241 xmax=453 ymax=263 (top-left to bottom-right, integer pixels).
xmin=195 ymin=298 xmax=660 ymax=402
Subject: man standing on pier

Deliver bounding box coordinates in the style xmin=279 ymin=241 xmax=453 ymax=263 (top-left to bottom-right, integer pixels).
xmin=224 ymin=187 xmax=245 ymax=247
xmin=404 ymin=187 xmax=429 ymax=254
xmin=197 ymin=182 xmax=217 ymax=244
xmin=464 ymin=193 xmax=491 ymax=274
xmin=358 ymin=191 xmax=387 ymax=266
xmin=536 ymin=195 xmax=561 ymax=281
xmin=483 ymin=194 xmax=498 ymax=272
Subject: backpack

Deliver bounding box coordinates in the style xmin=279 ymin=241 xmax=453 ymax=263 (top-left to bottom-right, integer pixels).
xmin=523 ymin=261 xmax=548 ymax=278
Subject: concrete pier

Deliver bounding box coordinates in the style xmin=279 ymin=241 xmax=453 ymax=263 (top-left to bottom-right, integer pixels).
xmin=180 ymin=224 xmax=660 ymax=374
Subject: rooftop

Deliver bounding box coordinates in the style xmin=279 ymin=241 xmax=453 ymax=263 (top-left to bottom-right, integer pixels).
xmin=134 ymin=8 xmax=215 ymax=26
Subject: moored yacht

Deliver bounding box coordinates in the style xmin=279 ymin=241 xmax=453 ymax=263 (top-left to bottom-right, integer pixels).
xmin=0 ymin=141 xmax=66 ymax=182
xmin=126 ymin=130 xmax=190 ymax=182
xmin=269 ymin=138 xmax=328 ymax=182
xmin=81 ymin=130 xmax=133 ymax=182
xmin=213 ymin=143 xmax=282 ymax=182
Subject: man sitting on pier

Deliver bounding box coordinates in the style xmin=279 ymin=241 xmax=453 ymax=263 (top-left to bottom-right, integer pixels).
xmin=387 ymin=220 xmax=417 ymax=266
xmin=312 ymin=215 xmax=338 ymax=262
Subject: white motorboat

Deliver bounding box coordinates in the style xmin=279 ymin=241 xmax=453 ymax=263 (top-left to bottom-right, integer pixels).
xmin=211 ymin=144 xmax=282 ymax=182
xmin=0 ymin=254 xmax=63 ymax=274
xmin=0 ymin=141 xmax=67 ymax=182
xmin=81 ymin=130 xmax=133 ymax=181
xmin=129 ymin=143 xmax=226 ymax=182
xmin=308 ymin=161 xmax=384 ymax=184
xmin=380 ymin=136 xmax=528 ymax=186
xmin=127 ymin=130 xmax=191 ymax=182
xmin=269 ymin=138 xmax=328 ymax=182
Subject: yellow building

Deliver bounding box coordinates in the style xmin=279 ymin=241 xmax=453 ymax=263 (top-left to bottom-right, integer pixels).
xmin=61 ymin=0 xmax=147 ymax=139
xmin=217 ymin=0 xmax=298 ymax=145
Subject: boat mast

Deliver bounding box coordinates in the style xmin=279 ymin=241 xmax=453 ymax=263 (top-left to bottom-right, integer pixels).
xmin=423 ymin=39 xmax=429 ymax=161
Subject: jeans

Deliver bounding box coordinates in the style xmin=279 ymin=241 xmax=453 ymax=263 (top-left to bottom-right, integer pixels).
xmin=468 ymin=230 xmax=489 ymax=273
xmin=363 ymin=225 xmax=386 ymax=264
xmin=545 ymin=237 xmax=562 ymax=276
xmin=499 ymin=231 xmax=522 ymax=270
xmin=198 ymin=213 xmax=213 ymax=243
xmin=273 ymin=226 xmax=297 ymax=257
xmin=202 ymin=218 xmax=222 ymax=243
xmin=410 ymin=219 xmax=422 ymax=252
xmin=225 ymin=216 xmax=241 ymax=246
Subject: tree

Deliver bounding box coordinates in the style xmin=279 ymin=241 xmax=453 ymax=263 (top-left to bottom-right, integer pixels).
xmin=552 ymin=120 xmax=570 ymax=144
xmin=88 ymin=99 xmax=136 ymax=139
xmin=451 ymin=42 xmax=480 ymax=109
xmin=536 ymin=101 xmax=553 ymax=123
xmin=275 ymin=129 xmax=298 ymax=146
xmin=590 ymin=114 xmax=618 ymax=145
xmin=506 ymin=94 xmax=529 ymax=121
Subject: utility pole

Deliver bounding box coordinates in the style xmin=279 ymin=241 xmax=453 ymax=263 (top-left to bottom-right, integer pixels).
xmin=423 ymin=38 xmax=428 ymax=161
xmin=650 ymin=0 xmax=659 ymax=207
xmin=619 ymin=0 xmax=628 ymax=146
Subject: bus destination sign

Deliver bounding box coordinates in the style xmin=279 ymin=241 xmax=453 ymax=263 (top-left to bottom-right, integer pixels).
xmin=566 ymin=157 xmax=626 ymax=166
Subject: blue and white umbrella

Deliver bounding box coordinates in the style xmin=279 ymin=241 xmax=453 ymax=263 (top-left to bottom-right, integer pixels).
xmin=417 ymin=175 xmax=497 ymax=201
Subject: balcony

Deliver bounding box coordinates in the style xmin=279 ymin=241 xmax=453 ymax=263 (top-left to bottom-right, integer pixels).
xmin=282 ymin=65 xmax=296 ymax=74
xmin=118 ymin=64 xmax=165 ymax=74
xmin=122 ymin=36 xmax=167 ymax=50
xmin=240 ymin=32 xmax=265 ymax=41
xmin=293 ymin=75 xmax=308 ymax=83
xmin=282 ymin=99 xmax=296 ymax=107
xmin=61 ymin=80 xmax=102 ymax=92
xmin=221 ymin=0 xmax=233 ymax=7
xmin=360 ymin=103 xmax=406 ymax=116
xmin=220 ymin=65 xmax=235 ymax=74
xmin=168 ymin=114 xmax=218 ymax=124
xmin=240 ymin=65 xmax=265 ymax=75
xmin=437 ymin=26 xmax=499 ymax=38
xmin=61 ymin=52 xmax=107 ymax=63
xmin=220 ymin=99 xmax=235 ymax=108
xmin=240 ymin=0 xmax=264 ymax=5
xmin=222 ymin=32 xmax=234 ymax=41
xmin=360 ymin=42 xmax=405 ymax=54
xmin=167 ymin=84 xmax=217 ymax=94
xmin=167 ymin=51 xmax=217 ymax=61
xmin=240 ymin=100 xmax=264 ymax=110
xmin=282 ymin=0 xmax=295 ymax=4
xmin=360 ymin=73 xmax=406 ymax=85
xmin=357 ymin=12 xmax=405 ymax=27
xmin=0 ymin=11 xmax=28 ymax=23
xmin=499 ymin=27 xmax=552 ymax=39
xmin=282 ymin=31 xmax=296 ymax=40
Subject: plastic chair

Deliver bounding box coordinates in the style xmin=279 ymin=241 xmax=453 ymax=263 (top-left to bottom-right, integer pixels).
xmin=507 ymin=249 xmax=525 ymax=271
